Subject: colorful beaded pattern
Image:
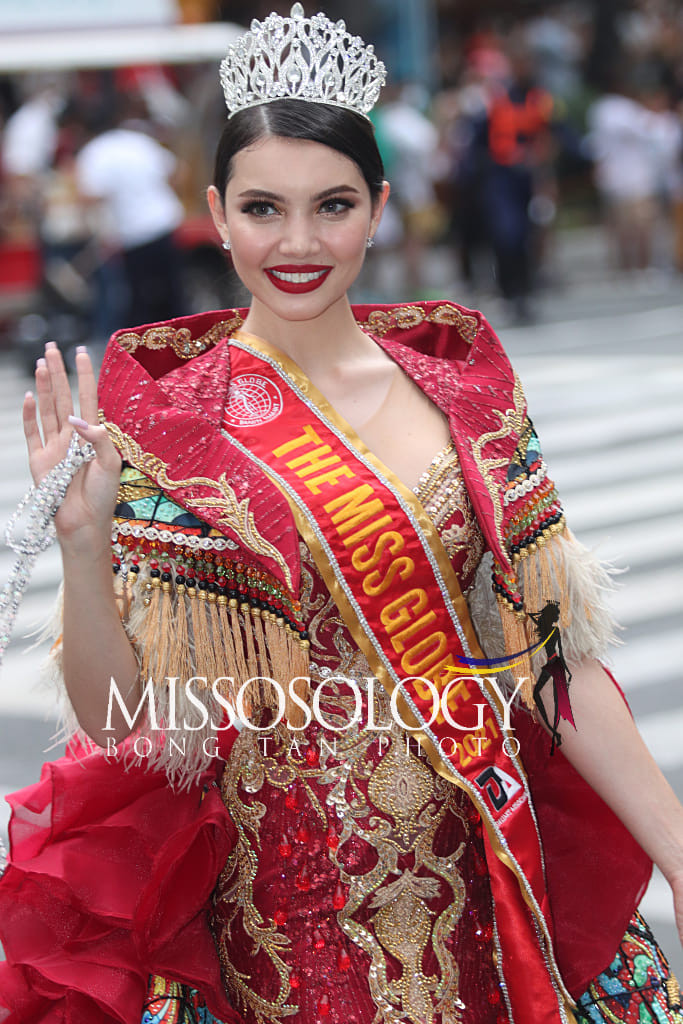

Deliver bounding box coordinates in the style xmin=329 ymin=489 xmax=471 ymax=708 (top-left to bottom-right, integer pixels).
xmin=492 ymin=416 xmax=565 ymax=613
xmin=143 ymin=975 xmax=226 ymax=1023
xmin=112 ymin=465 xmax=307 ymax=642
xmin=575 ymin=910 xmax=683 ymax=1023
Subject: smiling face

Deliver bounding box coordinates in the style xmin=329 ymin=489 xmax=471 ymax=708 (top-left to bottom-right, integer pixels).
xmin=208 ymin=135 xmax=388 ymax=329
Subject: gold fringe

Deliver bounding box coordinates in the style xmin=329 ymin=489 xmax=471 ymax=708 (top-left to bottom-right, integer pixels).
xmin=228 ymin=600 xmax=250 ymax=687
xmin=545 ymin=538 xmax=573 ymax=630
xmin=498 ymin=598 xmax=534 ymax=709
xmin=139 ymin=579 xmax=161 ymax=682
xmin=521 ymin=554 xmax=540 ymax=620
xmin=193 ymin=590 xmax=217 ymax=687
xmin=286 ymin=632 xmax=311 ymax=730
xmin=264 ymin=614 xmax=289 ymax=686
xmin=154 ymin=580 xmax=176 ymax=682
xmin=251 ymin=608 xmax=273 ymax=677
xmin=214 ymin=597 xmax=241 ymax=703
xmin=172 ymin=585 xmax=194 ymax=684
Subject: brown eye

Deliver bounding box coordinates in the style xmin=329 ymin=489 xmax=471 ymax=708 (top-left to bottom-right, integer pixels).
xmin=319 ymin=198 xmax=354 ymax=214
xmin=242 ymin=201 xmax=279 ymax=217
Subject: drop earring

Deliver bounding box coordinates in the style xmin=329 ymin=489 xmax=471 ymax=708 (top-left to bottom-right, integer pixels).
xmin=222 ymin=239 xmax=232 ymax=251
xmin=366 ymin=236 xmax=375 ymax=249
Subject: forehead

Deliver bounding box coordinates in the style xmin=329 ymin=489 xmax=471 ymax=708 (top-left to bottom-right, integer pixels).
xmin=226 ymin=135 xmax=367 ymax=195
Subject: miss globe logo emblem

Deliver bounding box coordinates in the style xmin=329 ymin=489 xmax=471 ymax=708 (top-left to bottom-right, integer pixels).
xmin=224 ymin=374 xmax=284 ymax=427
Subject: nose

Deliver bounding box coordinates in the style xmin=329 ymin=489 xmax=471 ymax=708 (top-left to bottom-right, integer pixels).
xmin=278 ymin=212 xmax=321 ymax=258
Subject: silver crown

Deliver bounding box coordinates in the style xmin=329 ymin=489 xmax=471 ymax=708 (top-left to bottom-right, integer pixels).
xmin=219 ymin=3 xmax=386 ymax=120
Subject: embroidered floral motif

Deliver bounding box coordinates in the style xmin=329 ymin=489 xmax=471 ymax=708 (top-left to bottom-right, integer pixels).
xmin=117 ymin=316 xmax=244 ymax=358
xmin=356 ymin=303 xmax=479 ymax=344
xmin=210 ymin=454 xmax=501 ymax=1024
xmin=212 ymin=689 xmax=494 ymax=1024
xmin=104 ymin=421 xmax=293 ymax=589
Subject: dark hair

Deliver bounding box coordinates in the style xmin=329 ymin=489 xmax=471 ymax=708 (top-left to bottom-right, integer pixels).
xmin=213 ymin=99 xmax=385 ymax=204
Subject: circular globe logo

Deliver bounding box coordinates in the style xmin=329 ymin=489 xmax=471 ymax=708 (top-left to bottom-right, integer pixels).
xmin=224 ymin=374 xmax=284 ymax=427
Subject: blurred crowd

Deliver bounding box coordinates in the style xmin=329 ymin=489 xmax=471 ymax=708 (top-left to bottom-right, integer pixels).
xmin=372 ymin=0 xmax=683 ymax=318
xmin=0 ymin=0 xmax=681 ymax=354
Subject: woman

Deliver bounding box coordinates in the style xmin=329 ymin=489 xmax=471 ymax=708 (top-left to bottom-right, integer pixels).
xmin=1 ymin=6 xmax=682 ymax=1024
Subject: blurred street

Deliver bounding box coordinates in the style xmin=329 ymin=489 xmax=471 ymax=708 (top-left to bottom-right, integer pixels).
xmin=0 ymin=233 xmax=682 ymax=978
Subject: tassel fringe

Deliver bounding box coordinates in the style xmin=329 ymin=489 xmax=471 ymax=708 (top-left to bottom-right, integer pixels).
xmin=38 ymin=561 xmax=311 ymax=789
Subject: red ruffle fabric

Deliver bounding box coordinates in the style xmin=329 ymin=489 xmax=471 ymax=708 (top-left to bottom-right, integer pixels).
xmin=0 ymin=737 xmax=242 ymax=1024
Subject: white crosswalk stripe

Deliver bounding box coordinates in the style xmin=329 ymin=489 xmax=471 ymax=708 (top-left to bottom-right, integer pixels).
xmin=0 ymin=295 xmax=681 ymax=974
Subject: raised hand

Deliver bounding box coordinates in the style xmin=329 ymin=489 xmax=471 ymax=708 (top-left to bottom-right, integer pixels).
xmin=22 ymin=343 xmax=121 ymax=556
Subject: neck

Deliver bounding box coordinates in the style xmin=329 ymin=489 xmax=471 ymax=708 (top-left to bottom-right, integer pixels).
xmin=241 ymin=295 xmax=378 ymax=378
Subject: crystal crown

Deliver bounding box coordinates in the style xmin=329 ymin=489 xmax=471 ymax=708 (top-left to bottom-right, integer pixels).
xmin=219 ymin=3 xmax=386 ymax=120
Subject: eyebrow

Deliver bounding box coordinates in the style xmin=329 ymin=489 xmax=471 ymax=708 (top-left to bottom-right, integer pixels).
xmin=237 ymin=185 xmax=361 ymax=201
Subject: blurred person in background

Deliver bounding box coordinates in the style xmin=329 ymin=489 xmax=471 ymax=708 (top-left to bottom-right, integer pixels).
xmin=75 ymin=92 xmax=187 ymax=337
xmin=475 ymin=35 xmax=556 ymax=322
xmin=586 ymin=65 xmax=682 ymax=273
xmin=372 ymin=82 xmax=444 ymax=297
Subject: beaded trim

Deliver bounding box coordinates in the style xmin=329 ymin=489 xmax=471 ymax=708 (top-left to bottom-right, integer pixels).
xmin=113 ymin=520 xmax=240 ymax=553
xmin=112 ymin=531 xmax=307 ymax=641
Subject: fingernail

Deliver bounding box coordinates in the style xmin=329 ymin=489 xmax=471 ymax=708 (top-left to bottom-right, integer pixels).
xmin=68 ymin=415 xmax=89 ymax=429
xmin=36 ymin=358 xmax=46 ymax=368
xmin=45 ymin=341 xmax=58 ymax=351
xmin=24 ymin=390 xmax=33 ymax=400
xmin=76 ymin=345 xmax=88 ymax=354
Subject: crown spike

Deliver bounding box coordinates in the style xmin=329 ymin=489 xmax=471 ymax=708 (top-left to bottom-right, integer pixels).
xmin=219 ymin=6 xmax=386 ymax=120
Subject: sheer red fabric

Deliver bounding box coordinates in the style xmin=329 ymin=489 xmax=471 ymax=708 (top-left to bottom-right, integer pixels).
xmin=0 ymin=737 xmax=241 ymax=1024
xmin=513 ymin=667 xmax=652 ymax=997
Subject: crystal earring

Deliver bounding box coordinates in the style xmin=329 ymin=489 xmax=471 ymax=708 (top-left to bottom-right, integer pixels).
xmin=366 ymin=236 xmax=375 ymax=249
xmin=222 ymin=239 xmax=231 ymax=251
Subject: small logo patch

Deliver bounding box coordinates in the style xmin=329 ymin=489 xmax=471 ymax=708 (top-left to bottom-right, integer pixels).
xmin=224 ymin=374 xmax=283 ymax=427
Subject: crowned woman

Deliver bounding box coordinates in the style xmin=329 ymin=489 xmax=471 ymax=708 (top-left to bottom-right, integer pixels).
xmin=1 ymin=7 xmax=682 ymax=1024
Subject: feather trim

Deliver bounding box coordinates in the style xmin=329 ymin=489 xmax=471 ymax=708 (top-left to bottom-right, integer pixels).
xmin=468 ymin=529 xmax=622 ymax=705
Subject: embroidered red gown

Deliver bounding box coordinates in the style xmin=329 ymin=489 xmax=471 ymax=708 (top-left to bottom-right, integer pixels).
xmin=0 ymin=304 xmax=680 ymax=1024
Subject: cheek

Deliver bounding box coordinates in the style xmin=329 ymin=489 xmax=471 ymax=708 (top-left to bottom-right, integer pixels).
xmin=326 ymin=221 xmax=370 ymax=262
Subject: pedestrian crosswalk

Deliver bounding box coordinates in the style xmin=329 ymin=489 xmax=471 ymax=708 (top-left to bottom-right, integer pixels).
xmin=0 ymin=296 xmax=682 ymax=974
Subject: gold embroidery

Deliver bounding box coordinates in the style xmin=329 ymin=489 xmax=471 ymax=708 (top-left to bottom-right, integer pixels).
xmin=103 ymin=420 xmax=293 ymax=590
xmin=357 ymin=303 xmax=479 ymax=344
xmin=414 ymin=440 xmax=485 ymax=579
xmin=116 ymin=315 xmax=244 ymax=357
xmin=469 ymin=371 xmax=526 ymax=558
xmin=215 ymin=685 xmax=470 ymax=1024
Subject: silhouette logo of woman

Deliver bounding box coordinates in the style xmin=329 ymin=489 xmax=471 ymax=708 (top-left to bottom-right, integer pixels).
xmin=528 ymin=601 xmax=576 ymax=755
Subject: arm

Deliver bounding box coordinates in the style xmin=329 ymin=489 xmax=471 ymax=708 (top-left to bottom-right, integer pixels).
xmin=557 ymin=656 xmax=683 ymax=946
xmin=23 ymin=343 xmax=141 ymax=744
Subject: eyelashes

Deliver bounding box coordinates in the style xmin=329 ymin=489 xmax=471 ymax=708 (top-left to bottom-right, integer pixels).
xmin=239 ymin=197 xmax=356 ymax=217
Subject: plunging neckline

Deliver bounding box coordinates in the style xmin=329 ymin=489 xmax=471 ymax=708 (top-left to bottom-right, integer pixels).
xmin=231 ymin=328 xmax=454 ymax=497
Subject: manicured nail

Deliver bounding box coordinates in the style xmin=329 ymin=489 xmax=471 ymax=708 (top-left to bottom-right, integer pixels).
xmin=68 ymin=415 xmax=89 ymax=429
xmin=24 ymin=390 xmax=33 ymax=400
xmin=76 ymin=345 xmax=88 ymax=354
xmin=36 ymin=358 xmax=46 ymax=368
xmin=45 ymin=341 xmax=58 ymax=351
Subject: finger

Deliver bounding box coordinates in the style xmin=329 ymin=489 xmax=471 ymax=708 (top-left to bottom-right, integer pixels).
xmin=35 ymin=357 xmax=60 ymax=441
xmin=44 ymin=342 xmax=74 ymax=431
xmin=75 ymin=347 xmax=99 ymax=424
xmin=22 ymin=390 xmax=44 ymax=456
xmin=68 ymin=418 xmax=121 ymax=472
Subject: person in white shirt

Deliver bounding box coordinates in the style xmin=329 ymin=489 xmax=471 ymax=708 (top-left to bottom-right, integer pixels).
xmin=76 ymin=112 xmax=186 ymax=328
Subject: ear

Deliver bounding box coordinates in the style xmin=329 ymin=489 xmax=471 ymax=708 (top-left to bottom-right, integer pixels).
xmin=369 ymin=180 xmax=391 ymax=238
xmin=207 ymin=185 xmax=230 ymax=244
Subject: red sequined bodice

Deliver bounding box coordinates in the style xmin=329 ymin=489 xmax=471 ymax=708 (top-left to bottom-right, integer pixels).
xmin=211 ymin=441 xmax=505 ymax=1024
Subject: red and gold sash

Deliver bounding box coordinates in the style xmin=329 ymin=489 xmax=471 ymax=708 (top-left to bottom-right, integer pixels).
xmin=222 ymin=331 xmax=577 ymax=1023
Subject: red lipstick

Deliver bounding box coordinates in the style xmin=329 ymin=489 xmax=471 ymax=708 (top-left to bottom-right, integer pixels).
xmin=265 ymin=264 xmax=332 ymax=293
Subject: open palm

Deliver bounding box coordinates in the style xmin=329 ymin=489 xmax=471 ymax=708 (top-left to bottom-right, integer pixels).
xmin=23 ymin=345 xmax=121 ymax=554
